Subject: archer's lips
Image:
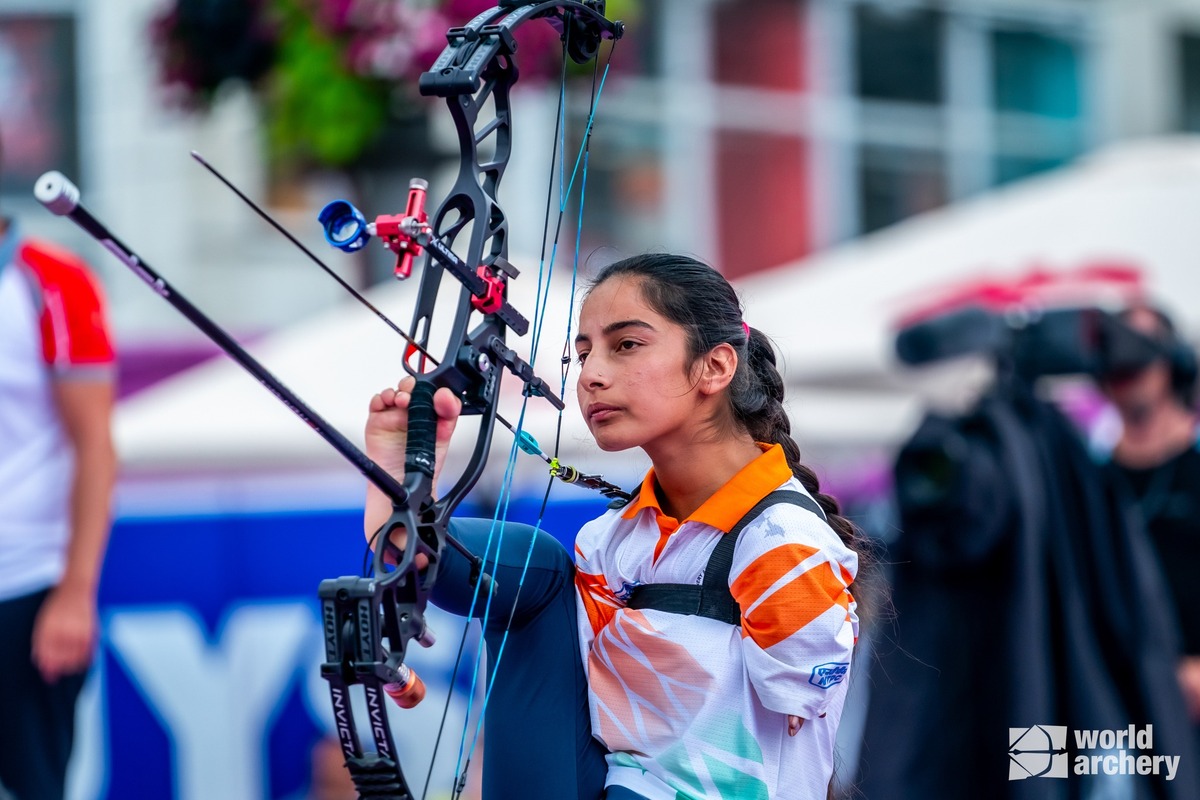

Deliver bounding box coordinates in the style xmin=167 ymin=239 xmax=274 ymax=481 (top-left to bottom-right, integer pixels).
xmin=586 ymin=403 xmax=622 ymax=423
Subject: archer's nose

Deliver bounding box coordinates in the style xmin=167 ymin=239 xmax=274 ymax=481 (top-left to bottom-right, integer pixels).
xmin=578 ymin=356 xmax=609 ymax=390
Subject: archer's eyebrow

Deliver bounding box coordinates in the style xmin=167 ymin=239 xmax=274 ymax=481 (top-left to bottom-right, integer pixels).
xmin=574 ymin=319 xmax=656 ymax=346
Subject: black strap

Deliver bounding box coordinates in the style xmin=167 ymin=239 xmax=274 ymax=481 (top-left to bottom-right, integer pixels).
xmin=626 ymin=490 xmax=826 ymax=625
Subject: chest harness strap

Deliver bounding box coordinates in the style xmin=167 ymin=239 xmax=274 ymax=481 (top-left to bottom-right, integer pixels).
xmin=626 ymin=490 xmax=826 ymax=625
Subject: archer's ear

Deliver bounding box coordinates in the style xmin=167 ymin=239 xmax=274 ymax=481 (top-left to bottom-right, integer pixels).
xmin=697 ymin=343 xmax=739 ymax=396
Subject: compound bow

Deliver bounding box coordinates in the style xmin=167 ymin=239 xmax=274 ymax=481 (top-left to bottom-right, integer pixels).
xmin=35 ymin=2 xmax=625 ymax=798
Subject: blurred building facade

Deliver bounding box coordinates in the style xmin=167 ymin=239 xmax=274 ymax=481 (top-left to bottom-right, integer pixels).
xmin=3 ymin=0 xmax=1200 ymax=343
xmin=583 ymin=0 xmax=1200 ymax=279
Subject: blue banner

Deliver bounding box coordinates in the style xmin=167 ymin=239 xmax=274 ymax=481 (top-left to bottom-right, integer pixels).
xmin=77 ymin=494 xmax=609 ymax=800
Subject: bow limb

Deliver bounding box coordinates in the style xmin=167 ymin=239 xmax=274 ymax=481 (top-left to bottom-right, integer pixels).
xmin=399 ymin=3 xmax=622 ymax=532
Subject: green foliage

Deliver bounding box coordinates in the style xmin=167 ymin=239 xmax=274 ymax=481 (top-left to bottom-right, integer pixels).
xmin=265 ymin=1 xmax=391 ymax=168
xmin=152 ymin=0 xmax=642 ymax=171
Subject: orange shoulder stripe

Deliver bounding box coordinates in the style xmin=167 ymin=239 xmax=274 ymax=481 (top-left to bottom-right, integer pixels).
xmin=730 ymin=543 xmax=821 ymax=609
xmin=733 ymin=548 xmax=851 ymax=649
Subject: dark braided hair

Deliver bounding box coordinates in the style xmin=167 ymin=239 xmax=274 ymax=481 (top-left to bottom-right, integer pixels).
xmin=590 ymin=253 xmax=871 ymax=562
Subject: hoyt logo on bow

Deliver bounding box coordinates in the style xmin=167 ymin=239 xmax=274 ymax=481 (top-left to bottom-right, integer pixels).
xmin=35 ymin=3 xmax=626 ymax=799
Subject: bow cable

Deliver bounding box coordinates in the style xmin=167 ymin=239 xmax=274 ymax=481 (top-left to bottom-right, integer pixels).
xmin=422 ymin=28 xmax=581 ymax=800
xmin=449 ymin=36 xmax=619 ymax=799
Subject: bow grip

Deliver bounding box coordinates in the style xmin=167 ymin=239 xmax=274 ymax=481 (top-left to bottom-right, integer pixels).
xmin=405 ymin=381 xmax=438 ymax=479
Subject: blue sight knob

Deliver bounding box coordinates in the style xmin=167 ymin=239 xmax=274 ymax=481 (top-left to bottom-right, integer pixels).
xmin=318 ymin=200 xmax=370 ymax=252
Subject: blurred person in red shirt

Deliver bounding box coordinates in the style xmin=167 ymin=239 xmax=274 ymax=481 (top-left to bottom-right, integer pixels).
xmin=0 ymin=170 xmax=117 ymax=799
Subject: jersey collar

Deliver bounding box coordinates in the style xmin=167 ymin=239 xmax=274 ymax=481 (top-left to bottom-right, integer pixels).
xmin=621 ymin=443 xmax=794 ymax=533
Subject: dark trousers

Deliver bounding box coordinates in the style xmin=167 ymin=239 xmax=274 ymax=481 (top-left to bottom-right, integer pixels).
xmin=435 ymin=519 xmax=609 ymax=800
xmin=0 ymin=588 xmax=86 ymax=800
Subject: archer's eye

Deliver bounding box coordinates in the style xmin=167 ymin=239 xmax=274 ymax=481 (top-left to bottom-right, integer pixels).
xmin=576 ymin=351 xmax=590 ymax=365
xmin=617 ymin=340 xmax=640 ymax=352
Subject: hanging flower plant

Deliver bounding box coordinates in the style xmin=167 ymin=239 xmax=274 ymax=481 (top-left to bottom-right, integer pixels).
xmin=150 ymin=0 xmax=279 ymax=109
xmin=151 ymin=0 xmax=441 ymax=170
xmin=150 ymin=0 xmax=638 ymax=172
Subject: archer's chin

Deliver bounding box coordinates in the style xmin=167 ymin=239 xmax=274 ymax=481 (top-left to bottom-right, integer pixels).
xmin=585 ymin=425 xmax=634 ymax=453
xmin=593 ymin=440 xmax=626 ymax=453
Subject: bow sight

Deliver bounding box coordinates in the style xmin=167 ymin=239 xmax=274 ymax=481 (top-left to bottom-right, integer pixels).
xmin=319 ymin=179 xmax=430 ymax=279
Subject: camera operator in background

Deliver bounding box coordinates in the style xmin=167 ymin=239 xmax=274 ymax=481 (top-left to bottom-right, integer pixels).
xmin=860 ymin=299 xmax=1199 ymax=798
xmin=1097 ymin=306 xmax=1200 ymax=727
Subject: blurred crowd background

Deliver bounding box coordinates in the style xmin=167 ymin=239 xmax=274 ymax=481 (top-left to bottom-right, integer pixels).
xmin=3 ymin=0 xmax=1200 ymax=798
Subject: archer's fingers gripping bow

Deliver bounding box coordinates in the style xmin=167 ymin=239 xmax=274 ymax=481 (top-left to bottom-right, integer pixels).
xmin=37 ymin=4 xmax=624 ymax=799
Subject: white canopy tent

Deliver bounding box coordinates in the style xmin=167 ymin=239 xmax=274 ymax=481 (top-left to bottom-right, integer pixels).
xmin=114 ymin=136 xmax=1200 ymax=507
xmin=737 ymin=135 xmax=1200 ymax=453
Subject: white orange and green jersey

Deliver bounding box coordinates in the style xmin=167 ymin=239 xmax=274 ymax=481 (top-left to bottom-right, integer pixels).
xmin=574 ymin=444 xmax=859 ymax=799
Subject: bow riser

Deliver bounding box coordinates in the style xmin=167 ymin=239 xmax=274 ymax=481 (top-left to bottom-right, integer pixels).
xmin=408 ymin=68 xmax=516 ymax=363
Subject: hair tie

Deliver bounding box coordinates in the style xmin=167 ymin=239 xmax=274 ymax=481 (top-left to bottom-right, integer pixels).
xmin=742 ymin=321 xmax=751 ymax=339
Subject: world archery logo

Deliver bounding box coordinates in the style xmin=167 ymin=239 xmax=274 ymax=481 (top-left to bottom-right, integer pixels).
xmin=1009 ymin=725 xmax=1069 ymax=779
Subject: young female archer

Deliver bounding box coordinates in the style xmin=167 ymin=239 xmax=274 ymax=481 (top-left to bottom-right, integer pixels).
xmin=364 ymin=254 xmax=865 ymax=800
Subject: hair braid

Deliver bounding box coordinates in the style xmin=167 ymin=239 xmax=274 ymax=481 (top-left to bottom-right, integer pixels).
xmin=733 ymin=328 xmax=867 ymax=555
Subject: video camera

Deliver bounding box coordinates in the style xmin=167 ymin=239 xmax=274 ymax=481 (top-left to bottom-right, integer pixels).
xmin=894 ymin=305 xmax=1173 ymax=382
xmin=892 ymin=304 xmax=1192 ymax=539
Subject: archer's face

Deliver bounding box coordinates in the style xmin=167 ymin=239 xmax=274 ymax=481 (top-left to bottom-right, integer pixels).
xmin=574 ymin=276 xmax=702 ymax=456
